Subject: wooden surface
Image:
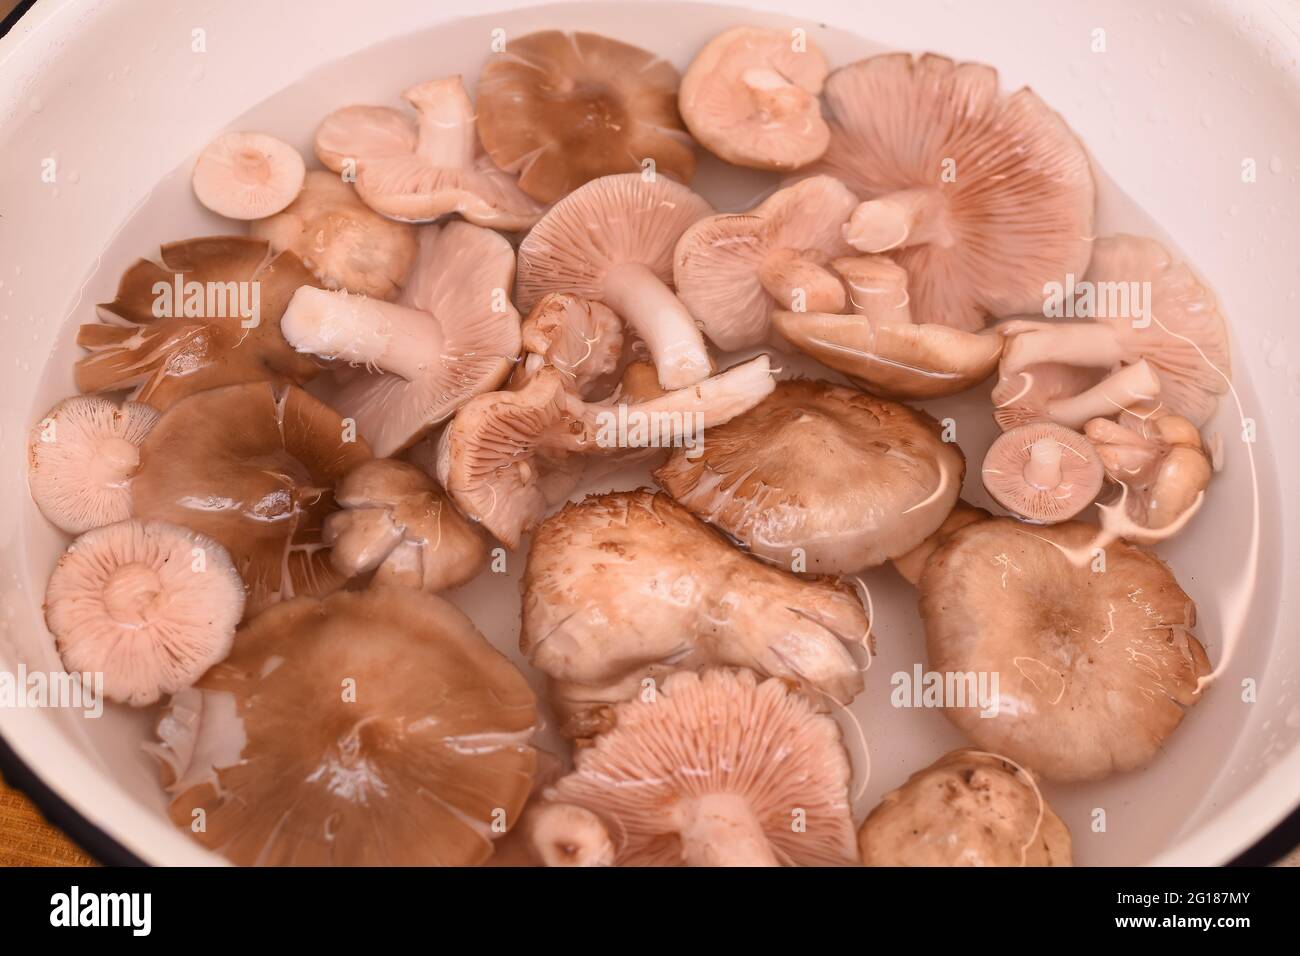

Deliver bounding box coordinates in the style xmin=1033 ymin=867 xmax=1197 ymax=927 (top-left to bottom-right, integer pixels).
xmin=0 ymin=774 xmax=94 ymax=867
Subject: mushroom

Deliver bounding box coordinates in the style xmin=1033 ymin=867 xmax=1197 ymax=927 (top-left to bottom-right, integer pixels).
xmin=890 ymin=500 xmax=990 ymax=586
xmin=130 ymin=382 xmax=372 ymax=618
xmin=322 ymin=458 xmax=486 ymax=591
xmin=804 ymin=53 xmax=1094 ymax=331
xmin=147 ymin=588 xmax=538 ymax=866
xmin=997 ymin=235 xmax=1231 ymax=426
xmin=443 ymin=357 xmax=775 ymax=548
xmin=248 ymin=170 xmax=417 ymax=300
xmin=521 ymin=490 xmax=868 ymax=732
xmin=655 ymin=380 xmax=965 ymax=573
xmin=515 ymin=173 xmax=714 ymax=390
xmin=990 ymin=357 xmax=1160 ymax=430
xmin=75 ymin=237 xmax=321 ymax=409
xmin=314 ymin=76 xmax=544 ymax=230
xmin=508 ymin=292 xmax=624 ymax=398
xmin=45 ymin=519 xmax=244 ymax=706
xmin=771 ymin=255 xmax=1004 ymax=400
xmin=678 ymin=26 xmax=831 ymax=171
xmin=981 ymin=422 xmax=1104 ymax=524
xmin=27 ymin=396 xmax=159 ymax=533
xmin=511 ymin=802 xmax=616 ymax=868
xmin=191 ymin=131 xmax=305 ymax=220
xmin=920 ymin=517 xmax=1210 ymax=781
xmin=281 ymin=221 xmax=521 ymax=457
xmin=475 ymin=31 xmax=696 ymax=204
xmin=858 ymin=749 xmax=1072 ymax=867
xmin=547 ymin=668 xmax=860 ymax=866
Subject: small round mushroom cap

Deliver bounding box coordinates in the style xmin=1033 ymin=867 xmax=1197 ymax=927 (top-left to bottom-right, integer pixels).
xmin=149 ymin=588 xmax=538 ymax=866
xmin=890 ymin=499 xmax=991 ymax=587
xmin=27 ymin=396 xmax=159 ymax=534
xmin=982 ymin=423 xmax=1103 ymax=524
xmin=476 ymin=31 xmax=696 ymax=203
xmin=282 ymin=221 xmax=521 ymax=457
xmin=858 ymin=749 xmax=1072 ymax=867
xmin=805 ymin=53 xmax=1095 ymax=331
xmin=509 ymin=292 xmax=624 ymax=398
xmin=131 ymin=382 xmax=372 ymax=618
xmin=192 ymin=131 xmax=306 ymax=221
xmin=655 ymin=379 xmax=965 ymax=572
xmin=45 ymin=519 xmax=244 ymax=706
xmin=549 ymin=668 xmax=859 ymax=866
xmin=674 ymin=176 xmax=857 ymax=350
xmin=249 ymin=170 xmax=417 ymax=300
xmin=322 ymin=458 xmax=486 ymax=592
xmin=75 ymin=237 xmax=322 ymax=409
xmin=516 ymin=174 xmax=714 ymax=390
xmin=920 ymin=517 xmax=1210 ymax=781
xmin=315 ymin=77 xmax=544 ymax=230
xmin=678 ymin=26 xmax=831 ymax=171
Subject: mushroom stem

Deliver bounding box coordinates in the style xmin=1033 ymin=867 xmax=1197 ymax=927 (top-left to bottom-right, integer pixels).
xmin=1023 ymin=437 xmax=1063 ymax=490
xmin=758 ymin=250 xmax=846 ymax=313
xmin=91 ymin=437 xmax=142 ymax=486
xmin=740 ymin=66 xmax=809 ymax=117
xmin=1045 ymin=360 xmax=1161 ymax=429
xmin=1000 ymin=321 xmax=1125 ymax=375
xmin=602 ymin=262 xmax=712 ymax=390
xmin=679 ymin=793 xmax=780 ymax=867
xmin=832 ymin=256 xmax=913 ymax=323
xmin=405 ymin=78 xmax=476 ymax=169
xmin=844 ymin=190 xmax=952 ymax=253
xmin=526 ymin=803 xmax=615 ymax=867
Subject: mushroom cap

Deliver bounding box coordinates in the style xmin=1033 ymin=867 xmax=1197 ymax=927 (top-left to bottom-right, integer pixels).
xmin=192 ymin=131 xmax=305 ymax=221
xmin=76 ymin=237 xmax=322 ymax=409
xmin=981 ymin=422 xmax=1104 ymax=523
xmin=890 ymin=499 xmax=990 ymax=586
xmin=249 ymin=170 xmax=417 ymax=300
xmin=515 ymin=173 xmax=713 ymax=311
xmin=476 ymin=31 xmax=696 ymax=203
xmin=509 ymin=292 xmax=624 ymax=398
xmin=858 ymin=749 xmax=1072 ymax=866
xmin=772 ymin=310 xmax=1004 ymax=400
xmin=674 ymin=176 xmax=858 ymax=350
xmin=805 ymin=52 xmax=1095 ymax=331
xmin=678 ymin=26 xmax=831 ymax=171
xmin=315 ymin=105 xmax=417 ymax=171
xmin=548 ymin=668 xmax=859 ymax=866
xmin=150 ymin=588 xmax=538 ymax=866
xmin=655 ymin=379 xmax=965 ymax=572
xmin=991 ymin=360 xmax=1102 ymax=431
xmin=920 ymin=517 xmax=1210 ymax=781
xmin=45 ymin=519 xmax=244 ymax=706
xmin=27 ymin=396 xmax=159 ymax=534
xmin=130 ymin=382 xmax=372 ymax=618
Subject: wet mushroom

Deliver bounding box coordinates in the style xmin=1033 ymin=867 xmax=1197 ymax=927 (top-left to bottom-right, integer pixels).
xmin=981 ymin=422 xmax=1104 ymax=524
xmin=514 ymin=802 xmax=616 ymax=868
xmin=315 ymin=76 xmax=544 ymax=230
xmin=655 ymin=380 xmax=965 ymax=572
xmin=804 ymin=52 xmax=1095 ymax=331
xmin=679 ymin=26 xmax=830 ymax=171
xmin=515 ymin=173 xmax=714 ymax=390
xmin=281 ymin=221 xmax=521 ymax=457
xmin=75 ymin=237 xmax=322 ymax=409
xmin=673 ymin=176 xmax=857 ymax=350
xmin=192 ymin=131 xmax=305 ymax=220
xmin=476 ymin=31 xmax=696 ymax=203
xmin=508 ymin=292 xmax=624 ymax=398
xmin=249 ymin=170 xmax=417 ymax=300
xmin=45 ymin=519 xmax=244 ymax=706
xmin=147 ymin=588 xmax=538 ymax=866
xmin=990 ymin=357 xmax=1160 ymax=430
xmin=890 ymin=500 xmax=990 ymax=586
xmin=920 ymin=517 xmax=1210 ymax=781
xmin=27 ymin=396 xmax=159 ymax=533
xmin=130 ymin=382 xmax=372 ymax=617
xmin=547 ymin=668 xmax=860 ymax=866
xmin=858 ymin=749 xmax=1072 ymax=867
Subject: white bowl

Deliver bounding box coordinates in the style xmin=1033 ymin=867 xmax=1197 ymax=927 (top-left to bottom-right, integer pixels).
xmin=1 ymin=0 xmax=1298 ymax=866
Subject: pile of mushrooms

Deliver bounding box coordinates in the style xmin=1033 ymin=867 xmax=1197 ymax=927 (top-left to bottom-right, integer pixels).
xmin=24 ymin=23 xmax=1237 ymax=868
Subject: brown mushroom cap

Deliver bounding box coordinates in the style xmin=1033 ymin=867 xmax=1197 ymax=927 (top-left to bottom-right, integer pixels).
xmin=509 ymin=292 xmax=624 ymax=398
xmin=804 ymin=52 xmax=1094 ymax=331
xmin=45 ymin=519 xmax=244 ymax=706
xmin=890 ymin=499 xmax=991 ymax=586
xmin=655 ymin=379 xmax=965 ymax=572
xmin=981 ymin=422 xmax=1104 ymax=523
xmin=476 ymin=30 xmax=696 ymax=203
xmin=858 ymin=749 xmax=1072 ymax=866
xmin=75 ymin=237 xmax=321 ymax=409
xmin=130 ymin=382 xmax=371 ymax=618
xmin=673 ymin=176 xmax=857 ymax=350
xmin=249 ymin=170 xmax=417 ymax=300
xmin=148 ymin=588 xmax=538 ymax=866
xmin=920 ymin=517 xmax=1210 ymax=781
xmin=548 ymin=668 xmax=859 ymax=866
xmin=678 ymin=26 xmax=831 ymax=171
xmin=27 ymin=396 xmax=159 ymax=533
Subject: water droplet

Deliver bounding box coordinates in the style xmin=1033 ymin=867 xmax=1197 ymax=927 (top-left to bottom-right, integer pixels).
xmin=1269 ymin=156 xmax=1284 ymax=174
xmin=1200 ymin=112 xmax=1214 ymax=128
xmin=1229 ymin=203 xmax=1240 ymax=216
xmin=28 ymin=96 xmax=42 ymax=112
xmin=68 ymin=170 xmax=80 ymax=184
xmin=1267 ymin=341 xmax=1288 ymax=369
xmin=1287 ymin=704 xmax=1300 ymax=730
